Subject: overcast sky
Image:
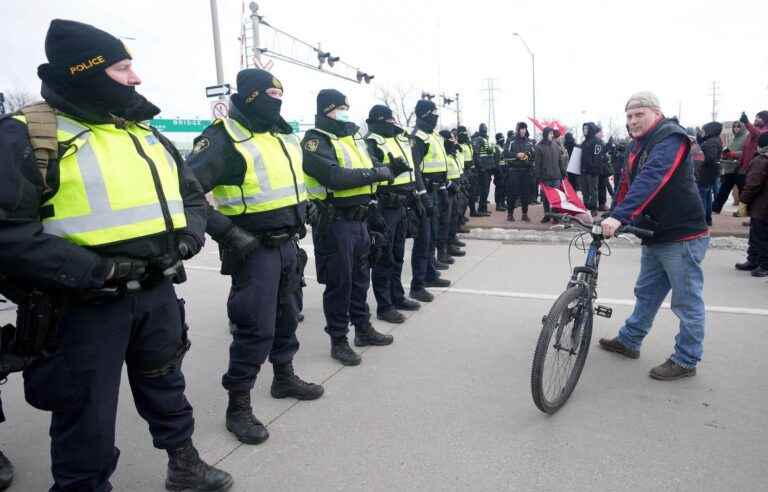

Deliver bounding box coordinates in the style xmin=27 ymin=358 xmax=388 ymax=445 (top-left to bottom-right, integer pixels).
xmin=2 ymin=0 xmax=767 ymax=139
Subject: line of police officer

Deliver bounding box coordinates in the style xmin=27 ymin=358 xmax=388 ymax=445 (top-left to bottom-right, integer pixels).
xmin=0 ymin=18 xmax=475 ymax=492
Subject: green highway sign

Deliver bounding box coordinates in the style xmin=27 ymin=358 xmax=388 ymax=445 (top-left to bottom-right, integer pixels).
xmin=150 ymin=118 xmax=211 ymax=133
xmin=288 ymin=120 xmax=300 ymax=133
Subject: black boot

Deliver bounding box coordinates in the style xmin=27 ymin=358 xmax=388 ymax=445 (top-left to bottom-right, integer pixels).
xmin=495 ymin=204 xmax=507 ymax=212
xmin=354 ymin=322 xmax=394 ymax=347
xmin=377 ymin=308 xmax=406 ymax=324
xmin=271 ymin=362 xmax=324 ymax=400
xmin=166 ymin=441 xmax=234 ymax=492
xmin=438 ymin=244 xmax=455 ymax=264
xmin=448 ymin=244 xmax=466 ymax=257
xmin=331 ymin=337 xmax=362 ymax=366
xmin=225 ymin=391 xmax=269 ymax=445
xmin=434 ymin=259 xmax=449 ymax=270
xmin=450 ymin=238 xmax=466 ymax=247
xmin=458 ymin=225 xmax=471 ymax=233
xmin=507 ymin=211 xmax=515 ymax=222
xmin=0 ymin=450 xmax=13 ymax=492
xmin=394 ymin=298 xmax=421 ymax=311
xmin=425 ymin=277 xmax=451 ymax=288
xmin=409 ymin=288 xmax=434 ymax=302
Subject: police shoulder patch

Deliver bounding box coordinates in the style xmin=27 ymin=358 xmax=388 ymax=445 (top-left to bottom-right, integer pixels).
xmin=192 ymin=137 xmax=210 ymax=155
xmin=304 ymin=138 xmax=320 ymax=152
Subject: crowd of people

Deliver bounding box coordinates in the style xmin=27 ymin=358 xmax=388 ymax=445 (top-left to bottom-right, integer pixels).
xmin=0 ymin=17 xmax=766 ymax=492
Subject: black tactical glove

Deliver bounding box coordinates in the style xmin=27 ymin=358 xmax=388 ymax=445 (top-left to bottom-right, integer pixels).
xmin=105 ymin=257 xmax=149 ymax=286
xmin=305 ymin=200 xmax=320 ymax=227
xmin=373 ymin=166 xmax=394 ymax=182
xmin=740 ymin=112 xmax=749 ymax=125
xmin=218 ymin=225 xmax=261 ymax=262
xmin=387 ymin=152 xmax=413 ymax=177
xmin=420 ymin=192 xmax=435 ymax=217
xmin=176 ymin=234 xmax=201 ymax=260
xmin=369 ymin=230 xmax=388 ymax=264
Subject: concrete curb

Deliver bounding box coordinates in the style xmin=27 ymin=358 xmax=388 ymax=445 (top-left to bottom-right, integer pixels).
xmin=460 ymin=227 xmax=748 ymax=251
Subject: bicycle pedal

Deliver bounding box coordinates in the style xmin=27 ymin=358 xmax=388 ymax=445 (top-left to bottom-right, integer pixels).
xmin=595 ymin=305 xmax=613 ymax=318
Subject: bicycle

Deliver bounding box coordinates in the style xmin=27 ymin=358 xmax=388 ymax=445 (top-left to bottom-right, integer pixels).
xmin=530 ymin=213 xmax=653 ymax=414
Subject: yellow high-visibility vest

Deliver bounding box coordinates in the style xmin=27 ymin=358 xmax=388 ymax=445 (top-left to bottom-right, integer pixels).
xmin=212 ymin=118 xmax=306 ymax=215
xmin=447 ymin=153 xmax=462 ymax=180
xmin=304 ymin=128 xmax=377 ymax=200
xmin=13 ymin=113 xmax=186 ymax=246
xmin=421 ymin=131 xmax=449 ymax=174
xmin=365 ymin=132 xmax=415 ymax=187
xmin=460 ymin=143 xmax=474 ymax=165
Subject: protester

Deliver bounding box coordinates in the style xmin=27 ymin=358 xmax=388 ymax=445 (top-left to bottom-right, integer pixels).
xmin=696 ymin=122 xmax=723 ymax=226
xmin=735 ymin=132 xmax=768 ymax=277
xmin=713 ymin=121 xmax=747 ymax=213
xmin=579 ymin=122 xmax=603 ymax=215
xmin=534 ymin=127 xmax=565 ymax=222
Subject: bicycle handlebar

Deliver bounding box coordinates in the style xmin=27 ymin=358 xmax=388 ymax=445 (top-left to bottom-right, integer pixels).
xmin=545 ymin=213 xmax=654 ymax=239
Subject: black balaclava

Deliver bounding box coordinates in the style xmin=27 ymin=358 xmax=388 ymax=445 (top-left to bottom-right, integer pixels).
xmin=542 ymin=127 xmax=554 ymax=143
xmin=457 ymin=125 xmax=470 ymax=144
xmin=439 ymin=130 xmax=458 ymax=156
xmin=37 ymin=19 xmax=158 ymax=121
xmin=495 ymin=132 xmax=505 ymax=146
xmin=366 ymin=104 xmax=402 ymax=138
xmin=229 ymin=68 xmax=288 ymax=132
xmin=516 ymin=122 xmax=529 ymax=140
xmin=415 ymin=99 xmax=439 ymax=132
xmin=315 ymin=88 xmax=356 ymax=137
xmin=479 ymin=123 xmax=488 ymax=138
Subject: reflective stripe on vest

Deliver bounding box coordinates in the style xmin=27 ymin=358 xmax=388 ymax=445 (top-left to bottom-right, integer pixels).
xmin=13 ymin=114 xmax=186 ymax=246
xmin=213 ymin=118 xmax=307 ymax=215
xmin=305 ymin=128 xmax=376 ymax=200
xmin=460 ymin=143 xmax=474 ymax=164
xmin=366 ymin=132 xmax=415 ymax=187
xmin=422 ymin=132 xmax=449 ymax=174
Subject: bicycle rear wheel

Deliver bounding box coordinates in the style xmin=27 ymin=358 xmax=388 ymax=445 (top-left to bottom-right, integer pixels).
xmin=531 ymin=285 xmax=593 ymax=414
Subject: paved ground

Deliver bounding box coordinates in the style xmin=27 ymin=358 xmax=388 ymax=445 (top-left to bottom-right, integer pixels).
xmin=471 ymin=184 xmax=749 ymax=237
xmin=1 ymin=237 xmax=767 ymax=491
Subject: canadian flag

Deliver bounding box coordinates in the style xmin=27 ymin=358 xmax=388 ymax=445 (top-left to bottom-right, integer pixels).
xmin=540 ymin=178 xmax=588 ymax=215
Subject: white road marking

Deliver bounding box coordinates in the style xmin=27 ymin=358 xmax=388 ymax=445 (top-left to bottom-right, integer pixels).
xmin=186 ymin=265 xmax=768 ymax=317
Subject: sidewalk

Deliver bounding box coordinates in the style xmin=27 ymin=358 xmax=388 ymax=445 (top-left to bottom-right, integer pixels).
xmin=468 ymin=194 xmax=748 ymax=237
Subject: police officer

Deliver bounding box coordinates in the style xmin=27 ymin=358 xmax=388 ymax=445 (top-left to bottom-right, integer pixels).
xmin=456 ymin=126 xmax=479 ymax=218
xmin=303 ymin=90 xmax=408 ymax=366
xmin=504 ymin=122 xmax=536 ymax=222
xmin=409 ymin=100 xmax=452 ymax=302
xmin=0 ymin=20 xmax=232 ymax=491
xmin=472 ymin=124 xmax=495 ymax=216
xmin=493 ymin=132 xmax=508 ymax=212
xmin=364 ymin=105 xmax=422 ymax=324
xmin=440 ymin=130 xmax=467 ymax=258
xmin=186 ymin=69 xmax=323 ymax=446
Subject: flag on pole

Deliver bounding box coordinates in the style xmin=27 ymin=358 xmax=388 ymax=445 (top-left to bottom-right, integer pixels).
xmin=540 ymin=178 xmax=588 ymax=215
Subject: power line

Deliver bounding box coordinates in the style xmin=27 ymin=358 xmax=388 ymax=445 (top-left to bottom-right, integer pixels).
xmin=481 ymin=78 xmax=499 ymax=136
xmin=708 ymin=81 xmax=720 ymax=121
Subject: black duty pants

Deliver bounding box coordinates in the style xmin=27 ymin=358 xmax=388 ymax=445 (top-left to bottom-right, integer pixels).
xmin=223 ymin=240 xmax=302 ymax=391
xmin=506 ymin=167 xmax=534 ymax=213
xmin=313 ymin=219 xmax=371 ymax=339
xmin=372 ymin=205 xmax=408 ymax=314
xmin=23 ymin=280 xmax=193 ymax=492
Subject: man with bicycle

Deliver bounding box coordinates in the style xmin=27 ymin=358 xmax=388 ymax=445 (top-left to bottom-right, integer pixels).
xmin=599 ymin=92 xmax=709 ymax=381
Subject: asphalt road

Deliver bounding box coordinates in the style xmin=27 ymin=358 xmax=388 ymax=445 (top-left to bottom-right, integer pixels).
xmin=1 ymin=238 xmax=766 ymax=491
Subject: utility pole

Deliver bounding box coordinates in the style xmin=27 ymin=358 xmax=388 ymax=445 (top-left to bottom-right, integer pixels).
xmin=709 ymin=81 xmax=720 ymax=122
xmin=482 ymin=78 xmax=499 ymax=136
xmin=250 ymin=2 xmax=261 ymax=66
xmin=209 ymin=0 xmax=225 ymax=86
xmin=455 ymin=92 xmax=461 ymax=128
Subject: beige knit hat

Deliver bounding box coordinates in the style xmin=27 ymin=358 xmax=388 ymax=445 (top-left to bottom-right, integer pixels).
xmin=625 ymin=91 xmax=661 ymax=111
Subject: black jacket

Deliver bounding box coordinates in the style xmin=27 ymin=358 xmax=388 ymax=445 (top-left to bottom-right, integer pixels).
xmin=411 ymin=119 xmax=446 ymax=185
xmin=504 ymin=135 xmax=535 ymax=169
xmin=301 ymin=114 xmax=386 ymax=207
xmin=580 ymin=123 xmax=604 ymax=175
xmin=0 ymin=89 xmax=207 ymax=291
xmin=696 ymin=122 xmax=723 ymax=187
xmin=185 ymin=103 xmax=305 ymax=237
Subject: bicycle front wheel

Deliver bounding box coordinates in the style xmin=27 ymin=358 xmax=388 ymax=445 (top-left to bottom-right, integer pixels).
xmin=531 ymin=285 xmax=594 ymax=414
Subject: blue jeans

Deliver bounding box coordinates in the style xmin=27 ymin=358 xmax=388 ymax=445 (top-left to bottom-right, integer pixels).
xmin=617 ymin=237 xmax=709 ymax=368
xmin=698 ymin=185 xmax=713 ymax=225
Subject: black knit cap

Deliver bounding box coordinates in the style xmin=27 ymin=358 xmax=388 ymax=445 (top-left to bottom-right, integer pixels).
xmin=516 ymin=122 xmax=528 ymax=130
xmin=415 ymin=99 xmax=437 ymax=118
xmin=367 ymin=104 xmax=394 ymax=123
xmin=42 ymin=19 xmax=131 ymax=79
xmin=457 ymin=125 xmax=468 ymax=133
xmin=237 ymin=68 xmax=282 ymax=100
xmin=758 ymin=132 xmax=768 ymax=148
xmin=317 ymin=89 xmax=348 ymax=115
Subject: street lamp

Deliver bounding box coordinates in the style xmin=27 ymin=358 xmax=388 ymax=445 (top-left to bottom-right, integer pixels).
xmin=513 ymin=32 xmax=536 ymax=140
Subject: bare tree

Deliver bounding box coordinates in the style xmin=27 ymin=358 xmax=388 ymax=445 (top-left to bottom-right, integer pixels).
xmin=375 ymin=85 xmax=418 ymax=128
xmin=1 ymin=90 xmax=38 ymax=113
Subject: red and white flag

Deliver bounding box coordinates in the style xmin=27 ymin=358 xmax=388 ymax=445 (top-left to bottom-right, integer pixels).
xmin=540 ymin=178 xmax=587 ymax=215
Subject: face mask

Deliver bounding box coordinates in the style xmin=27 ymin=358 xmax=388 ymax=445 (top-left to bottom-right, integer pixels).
xmin=421 ymin=113 xmax=438 ymax=130
xmin=334 ymin=110 xmax=350 ymax=123
xmin=239 ymin=92 xmax=282 ymax=126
